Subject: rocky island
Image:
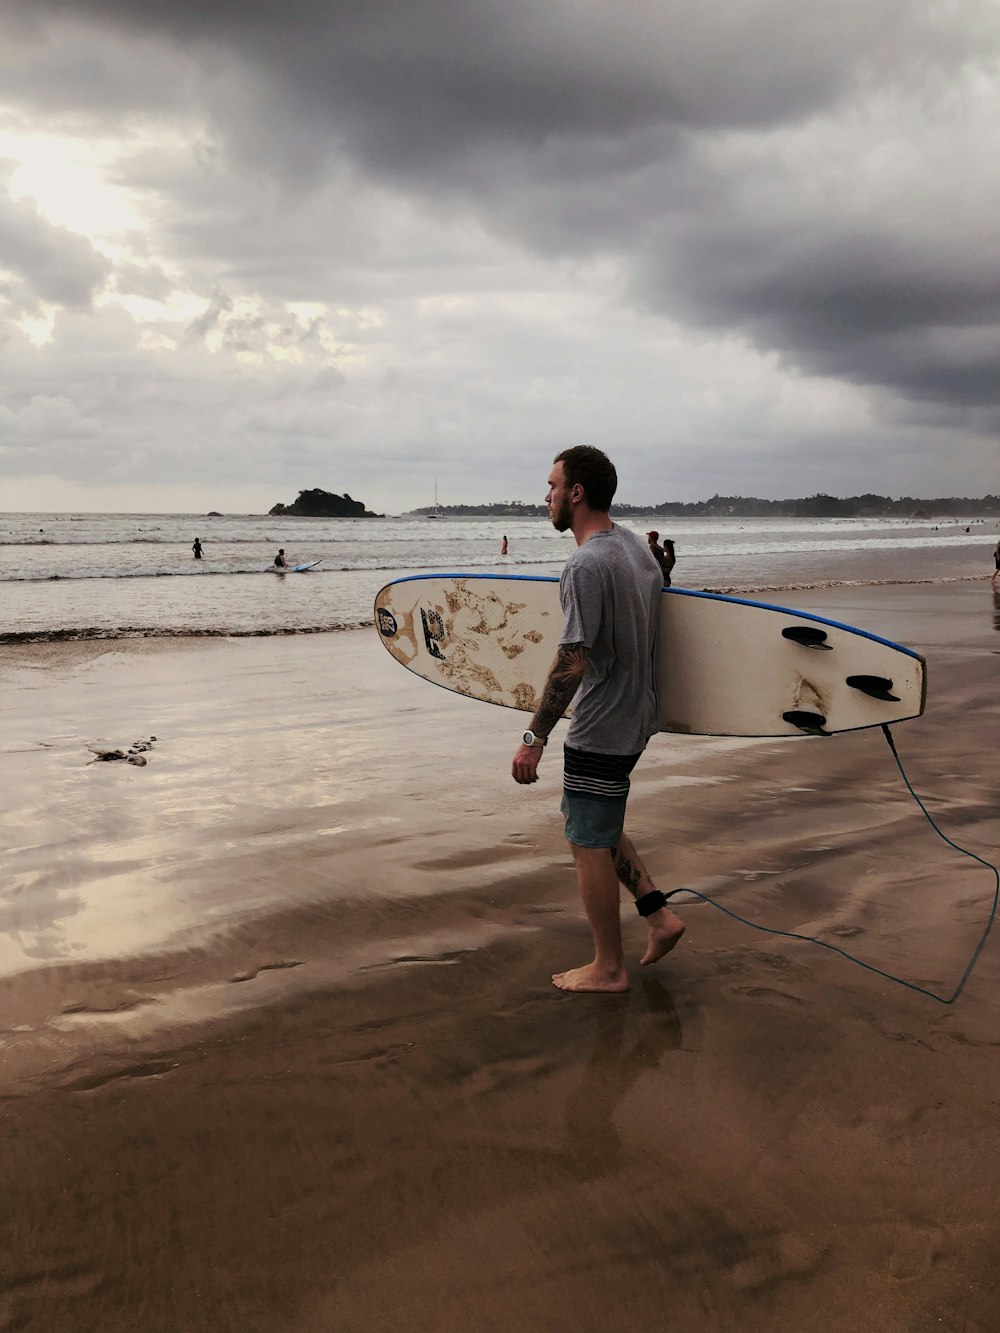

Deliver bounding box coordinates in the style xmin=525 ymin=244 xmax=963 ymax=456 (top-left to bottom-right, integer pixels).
xmin=268 ymin=488 xmax=380 ymax=517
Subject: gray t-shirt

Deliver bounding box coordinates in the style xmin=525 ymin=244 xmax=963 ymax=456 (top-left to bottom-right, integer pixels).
xmin=559 ymin=524 xmax=662 ymax=754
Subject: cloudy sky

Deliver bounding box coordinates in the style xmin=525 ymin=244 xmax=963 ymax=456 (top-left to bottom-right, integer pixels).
xmin=1 ymin=0 xmax=998 ymax=514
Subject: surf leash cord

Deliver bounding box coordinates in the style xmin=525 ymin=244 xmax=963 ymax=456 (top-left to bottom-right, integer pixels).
xmin=661 ymin=723 xmax=999 ymax=1005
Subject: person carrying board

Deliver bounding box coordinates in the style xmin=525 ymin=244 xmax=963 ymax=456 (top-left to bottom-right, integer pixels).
xmin=511 ymin=445 xmax=685 ymax=992
xmin=645 ymin=531 xmax=674 ymax=585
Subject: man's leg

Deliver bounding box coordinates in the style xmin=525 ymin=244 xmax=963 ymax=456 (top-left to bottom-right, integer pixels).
xmin=612 ymin=833 xmax=686 ymax=966
xmin=552 ymin=844 xmax=631 ymax=994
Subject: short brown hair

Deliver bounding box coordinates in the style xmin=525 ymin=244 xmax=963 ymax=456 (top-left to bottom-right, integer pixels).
xmin=553 ymin=445 xmax=617 ymax=513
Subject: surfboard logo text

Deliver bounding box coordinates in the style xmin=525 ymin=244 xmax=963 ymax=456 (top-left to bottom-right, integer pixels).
xmin=376 ymin=608 xmax=398 ymax=638
xmin=420 ymin=607 xmax=448 ymax=660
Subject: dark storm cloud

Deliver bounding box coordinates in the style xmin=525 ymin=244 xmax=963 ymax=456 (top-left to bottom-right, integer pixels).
xmin=642 ymin=215 xmax=1000 ymax=410
xmin=5 ymin=0 xmax=1000 ymax=435
xmin=0 ymin=187 xmax=109 ymax=311
xmin=9 ymin=0 xmax=929 ymax=164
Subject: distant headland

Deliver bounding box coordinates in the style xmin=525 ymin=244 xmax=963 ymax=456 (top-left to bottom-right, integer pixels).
xmin=407 ymin=492 xmax=1000 ymax=519
xmin=269 ymin=488 xmax=381 ymax=517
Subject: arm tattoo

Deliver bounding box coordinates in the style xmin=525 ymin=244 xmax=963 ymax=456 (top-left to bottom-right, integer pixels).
xmin=531 ymin=642 xmax=589 ymax=738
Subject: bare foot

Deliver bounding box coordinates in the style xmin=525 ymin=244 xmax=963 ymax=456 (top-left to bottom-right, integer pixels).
xmin=640 ymin=907 xmax=685 ymax=966
xmin=552 ymin=963 xmax=630 ymax=994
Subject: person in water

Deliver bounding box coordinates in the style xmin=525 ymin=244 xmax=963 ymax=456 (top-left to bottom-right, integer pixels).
xmin=501 ymin=535 xmax=508 ymax=556
xmin=511 ymin=446 xmax=685 ymax=993
xmin=274 ymin=548 xmax=288 ymax=569
xmin=192 ymin=538 xmax=203 ymax=559
xmin=992 ymin=539 xmax=1000 ymax=586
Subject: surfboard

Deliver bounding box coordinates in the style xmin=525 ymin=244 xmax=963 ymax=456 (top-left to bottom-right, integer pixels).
xmin=373 ymin=574 xmax=926 ymax=737
xmin=270 ymin=560 xmax=322 ymax=573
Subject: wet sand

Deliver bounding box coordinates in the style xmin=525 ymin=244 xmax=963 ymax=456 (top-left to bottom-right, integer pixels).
xmin=1 ymin=584 xmax=999 ymax=1331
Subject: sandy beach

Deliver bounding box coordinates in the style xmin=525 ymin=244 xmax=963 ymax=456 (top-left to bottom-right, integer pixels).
xmin=2 ymin=582 xmax=998 ymax=1332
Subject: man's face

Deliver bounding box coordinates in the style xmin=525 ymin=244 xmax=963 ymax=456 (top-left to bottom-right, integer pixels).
xmin=546 ymin=461 xmax=574 ymax=532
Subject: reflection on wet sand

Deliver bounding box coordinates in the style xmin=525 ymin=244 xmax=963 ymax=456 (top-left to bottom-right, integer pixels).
xmin=564 ymin=981 xmax=685 ymax=1177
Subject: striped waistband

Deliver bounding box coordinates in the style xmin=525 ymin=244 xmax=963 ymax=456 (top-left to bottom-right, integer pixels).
xmin=563 ymin=744 xmax=641 ymax=800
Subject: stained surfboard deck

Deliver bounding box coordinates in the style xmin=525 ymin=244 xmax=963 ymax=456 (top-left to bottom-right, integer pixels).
xmin=374 ymin=574 xmax=926 ymax=738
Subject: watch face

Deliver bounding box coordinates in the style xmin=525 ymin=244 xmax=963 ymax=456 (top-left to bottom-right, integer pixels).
xmin=523 ymin=731 xmax=534 ymax=744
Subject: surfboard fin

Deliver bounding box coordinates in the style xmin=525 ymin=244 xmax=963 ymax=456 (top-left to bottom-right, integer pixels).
xmin=846 ymin=674 xmax=899 ymax=701
xmin=782 ymin=710 xmax=831 ymax=735
xmin=781 ymin=626 xmax=833 ymax=650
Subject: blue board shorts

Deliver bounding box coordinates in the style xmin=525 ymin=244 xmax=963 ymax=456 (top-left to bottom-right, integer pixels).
xmin=561 ymin=744 xmax=642 ymax=849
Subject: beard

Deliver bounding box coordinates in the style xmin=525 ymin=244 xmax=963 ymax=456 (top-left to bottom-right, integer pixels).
xmin=550 ymin=495 xmax=573 ymax=532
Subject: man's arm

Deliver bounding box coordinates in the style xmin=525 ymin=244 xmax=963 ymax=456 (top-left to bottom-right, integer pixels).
xmin=531 ymin=642 xmax=590 ymax=737
xmin=511 ymin=642 xmax=590 ymax=784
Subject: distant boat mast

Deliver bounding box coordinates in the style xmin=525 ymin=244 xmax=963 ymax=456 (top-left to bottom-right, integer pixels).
xmin=427 ymin=479 xmax=443 ymax=519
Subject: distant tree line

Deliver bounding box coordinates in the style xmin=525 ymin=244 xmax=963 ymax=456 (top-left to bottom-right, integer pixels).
xmin=644 ymin=493 xmax=1000 ymax=518
xmin=409 ymin=493 xmax=1000 ymax=518
xmin=410 ymin=500 xmax=548 ymax=517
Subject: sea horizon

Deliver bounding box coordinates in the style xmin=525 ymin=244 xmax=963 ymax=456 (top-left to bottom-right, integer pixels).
xmin=1 ymin=510 xmax=997 ymax=643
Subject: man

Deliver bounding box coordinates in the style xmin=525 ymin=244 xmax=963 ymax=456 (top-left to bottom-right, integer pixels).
xmin=512 ymin=446 xmax=685 ymax=993
xmin=274 ymin=548 xmax=288 ymax=568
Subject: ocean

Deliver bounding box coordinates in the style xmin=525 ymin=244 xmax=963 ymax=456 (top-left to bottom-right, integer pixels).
xmin=1 ymin=510 xmax=996 ymax=641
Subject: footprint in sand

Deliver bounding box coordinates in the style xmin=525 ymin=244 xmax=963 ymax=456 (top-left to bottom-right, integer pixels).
xmin=67 ymin=1059 xmax=178 ymax=1092
xmin=361 ymin=950 xmax=473 ymax=971
xmin=61 ymin=993 xmax=157 ymax=1016
xmin=887 ymin=1223 xmax=947 ymax=1281
xmin=1 ymin=1261 xmax=104 ymax=1324
xmin=729 ymin=985 xmax=809 ymax=1007
xmin=228 ymin=960 xmax=303 ymax=984
xmin=725 ymin=1233 xmax=825 ymax=1291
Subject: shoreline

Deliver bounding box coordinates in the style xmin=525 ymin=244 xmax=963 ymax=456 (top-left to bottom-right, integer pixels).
xmin=2 ymin=581 xmax=999 ymax=1330
xmin=2 ymin=570 xmax=997 ymax=646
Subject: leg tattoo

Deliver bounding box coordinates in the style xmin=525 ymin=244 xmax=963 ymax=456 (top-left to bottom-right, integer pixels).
xmin=612 ymin=837 xmax=686 ymax=964
xmin=612 ymin=846 xmax=642 ymax=898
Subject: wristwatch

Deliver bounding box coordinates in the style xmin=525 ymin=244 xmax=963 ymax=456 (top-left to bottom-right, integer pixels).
xmin=522 ymin=730 xmax=547 ymax=747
